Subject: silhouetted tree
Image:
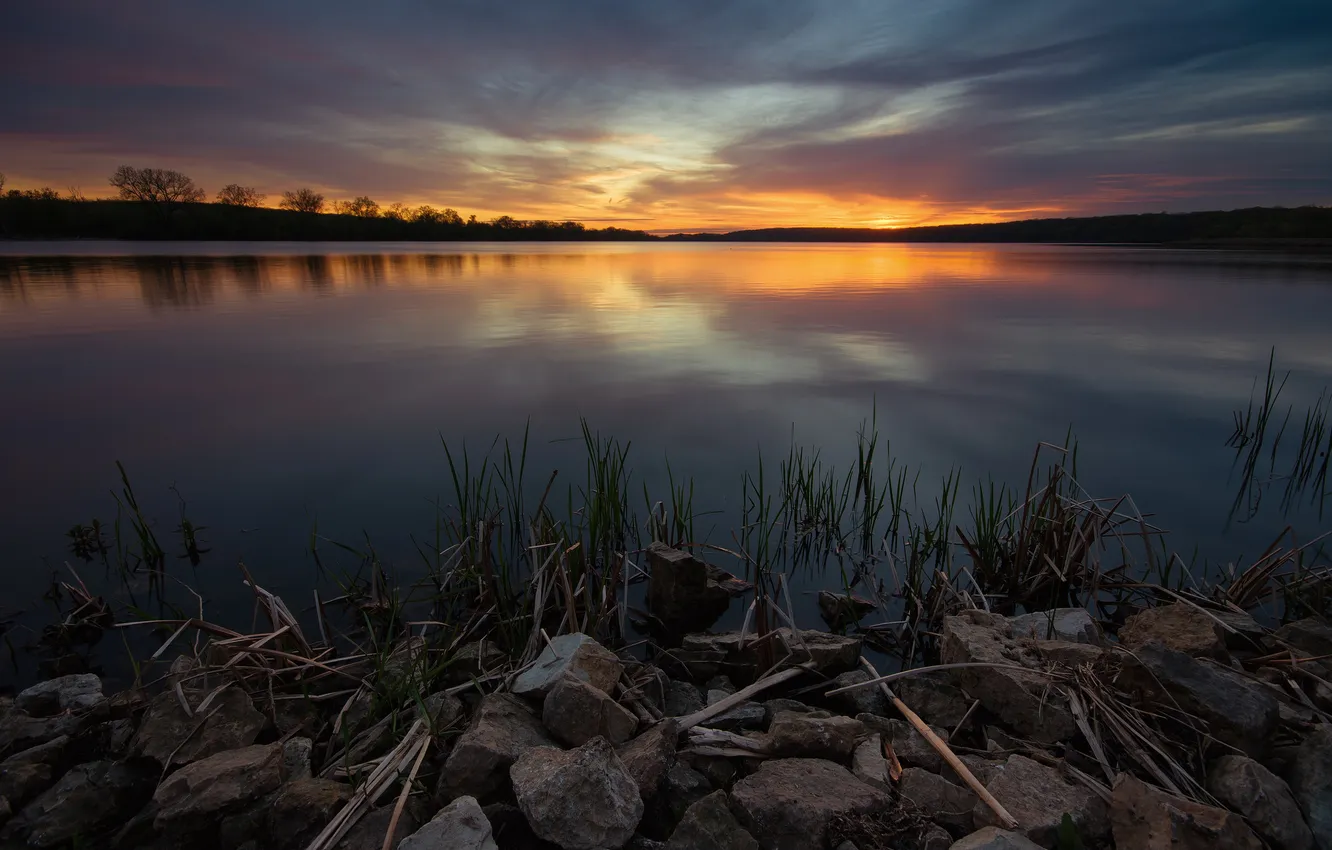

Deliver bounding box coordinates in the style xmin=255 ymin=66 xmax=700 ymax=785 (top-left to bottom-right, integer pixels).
xmin=382 ymin=202 xmax=409 ymax=221
xmin=410 ymin=205 xmax=463 ymax=226
xmin=215 ymin=184 xmax=265 ymax=207
xmin=280 ymin=188 xmax=325 ymax=213
xmin=109 ymin=166 xmax=206 ymax=204
xmin=0 ymin=173 xmax=5 ymax=193
xmin=334 ymin=196 xmax=380 ymax=218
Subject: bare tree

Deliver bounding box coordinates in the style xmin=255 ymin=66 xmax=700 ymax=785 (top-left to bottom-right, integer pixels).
xmin=0 ymin=172 xmax=5 ymax=193
xmin=279 ymin=188 xmax=325 ymax=213
xmin=109 ymin=166 xmax=206 ymax=204
xmin=215 ymin=184 xmax=265 ymax=207
xmin=333 ymin=196 xmax=380 ymax=218
xmin=382 ymin=202 xmax=409 ymax=221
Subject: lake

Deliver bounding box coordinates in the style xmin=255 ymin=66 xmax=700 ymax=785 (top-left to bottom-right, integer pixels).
xmin=2 ymin=242 xmax=1331 ymax=681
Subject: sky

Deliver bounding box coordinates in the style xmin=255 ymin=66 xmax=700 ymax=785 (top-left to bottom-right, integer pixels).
xmin=2 ymin=1 xmax=1330 ymax=231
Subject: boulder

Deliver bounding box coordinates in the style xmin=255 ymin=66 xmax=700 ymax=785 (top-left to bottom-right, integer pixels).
xmin=1208 ymin=754 xmax=1312 ymax=850
xmin=950 ymin=827 xmax=1044 ymax=849
xmin=1275 ymin=618 xmax=1332 ymax=657
xmin=132 ymin=685 xmax=265 ymax=767
xmin=1289 ymin=724 xmax=1332 ymax=850
xmin=666 ymin=790 xmax=758 ymax=850
xmin=1110 ymin=774 xmax=1262 ymax=850
xmin=641 ymin=762 xmax=712 ymax=839
xmin=0 ymin=759 xmax=156 ymax=847
xmin=664 ymin=680 xmax=704 ymax=718
xmin=617 ymin=720 xmax=679 ymax=800
xmin=1009 ymin=608 xmax=1101 ymax=644
xmin=940 ymin=612 xmax=1078 ymax=742
xmin=895 ymin=674 xmax=971 ymax=728
xmin=14 ymin=674 xmax=105 ymax=717
xmin=440 ymin=693 xmax=557 ymax=802
xmin=829 ymin=671 xmax=889 ymax=717
xmin=730 ymin=758 xmax=890 ymax=850
xmin=900 ymin=767 xmax=977 ymax=834
xmin=153 ymin=744 xmax=284 ymax=835
xmin=1120 ymin=604 xmax=1227 ymax=659
xmin=511 ymin=737 xmax=644 ymax=850
xmin=333 ymin=804 xmax=419 ymax=850
xmin=0 ymin=710 xmax=86 ymax=754
xmin=851 ymin=735 xmax=890 ymax=792
xmin=512 ymin=633 xmax=623 ymax=699
xmin=267 ymin=778 xmax=353 ymax=850
xmin=400 ymin=795 xmax=497 ymax=850
xmin=1122 ymin=641 xmax=1278 ymax=757
xmin=974 ymin=754 xmax=1108 ymax=846
xmin=647 ymin=543 xmax=742 ymax=634
xmin=0 ymin=735 xmax=70 ymax=808
xmin=767 ymin=711 xmax=863 ymax=760
xmin=817 ymin=591 xmax=876 ymax=631
xmin=544 ymin=675 xmax=639 ymax=747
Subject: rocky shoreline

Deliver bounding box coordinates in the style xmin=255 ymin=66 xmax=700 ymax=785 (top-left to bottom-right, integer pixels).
xmin=1 ymin=542 xmax=1330 ymax=849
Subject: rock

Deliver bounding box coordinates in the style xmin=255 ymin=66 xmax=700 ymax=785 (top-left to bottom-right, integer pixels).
xmin=14 ymin=674 xmax=105 ymax=717
xmin=630 ymin=837 xmax=668 ymax=850
xmin=730 ymin=758 xmax=890 ymax=850
xmin=829 ymin=671 xmax=889 ymax=717
xmin=400 ymin=795 xmax=497 ymax=850
xmin=1109 ymin=774 xmax=1262 ymax=850
xmin=1208 ymin=754 xmax=1313 ymax=850
xmin=132 ymin=685 xmax=266 ymax=767
xmin=1289 ymin=724 xmax=1332 ymax=850
xmin=768 ymin=710 xmax=863 ymax=760
xmin=0 ymin=759 xmax=156 ymax=848
xmin=642 ymin=763 xmax=712 ymax=839
xmin=1276 ymin=618 xmax=1332 ymax=657
xmin=0 ymin=735 xmax=70 ymax=807
xmin=0 ymin=710 xmax=86 ymax=754
xmin=900 ymin=767 xmax=977 ymax=833
xmin=664 ymin=680 xmax=704 ymax=718
xmin=422 ymin=691 xmax=465 ymax=730
xmin=851 ymin=735 xmax=890 ymax=792
xmin=944 ymin=755 xmax=1005 ymax=789
xmin=1213 ymin=610 xmax=1267 ymax=650
xmin=1032 ymin=639 xmax=1105 ymax=668
xmin=949 ymin=827 xmax=1045 ymax=849
xmin=543 ymin=675 xmax=639 ymax=747
xmin=1122 ymin=641 xmax=1278 ymax=757
xmin=282 ymin=736 xmax=314 ymax=780
xmin=860 ymin=718 xmax=945 ymax=773
xmin=333 ymin=804 xmax=420 ymax=850
xmin=268 ymin=778 xmax=353 ymax=850
xmin=895 ymin=674 xmax=971 ymax=728
xmin=666 ymin=790 xmax=758 ymax=850
xmin=647 ymin=543 xmax=737 ymax=634
xmin=153 ymin=744 xmax=284 ymax=835
xmin=701 ymin=696 xmax=765 ymax=732
xmin=921 ymin=825 xmax=953 ymax=849
xmin=818 ymin=591 xmax=876 ymax=631
xmin=617 ymin=720 xmax=679 ymax=800
xmin=440 ymin=693 xmax=557 ymax=801
xmin=1009 ymin=608 xmax=1101 ymax=644
xmin=511 ymin=737 xmax=644 ymax=850
xmin=448 ymin=640 xmax=508 ymax=684
xmin=687 ymin=754 xmax=738 ymax=791
xmin=1121 ymin=604 xmax=1228 ymax=659
xmin=940 ymin=612 xmax=1078 ymax=742
xmin=974 ymin=754 xmax=1108 ymax=846
xmin=512 ymin=633 xmax=623 ymax=699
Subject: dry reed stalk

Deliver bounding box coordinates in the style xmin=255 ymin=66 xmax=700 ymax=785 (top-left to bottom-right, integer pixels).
xmin=825 ymin=662 xmax=1038 ymax=697
xmin=380 ymin=736 xmax=431 ymax=850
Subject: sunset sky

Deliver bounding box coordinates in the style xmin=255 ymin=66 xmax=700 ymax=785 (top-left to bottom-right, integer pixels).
xmin=3 ymin=1 xmax=1330 ymax=231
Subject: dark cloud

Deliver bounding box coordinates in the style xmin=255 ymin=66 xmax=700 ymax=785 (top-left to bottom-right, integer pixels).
xmin=1 ymin=0 xmax=1328 ymax=226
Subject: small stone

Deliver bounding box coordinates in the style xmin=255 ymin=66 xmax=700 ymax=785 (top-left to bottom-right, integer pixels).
xmin=829 ymin=671 xmax=889 ymax=717
xmin=543 ymin=675 xmax=639 ymax=747
xmin=1110 ymin=774 xmax=1262 ymax=850
xmin=851 ymin=735 xmax=890 ymax=791
xmin=1208 ymin=754 xmax=1313 ymax=850
xmin=666 ymin=790 xmax=758 ymax=850
xmin=701 ymin=699 xmax=765 ymax=732
xmin=1288 ymin=724 xmax=1332 ymax=850
xmin=440 ymin=693 xmax=556 ymax=802
xmin=664 ymin=680 xmax=704 ymax=718
xmin=1008 ymin=608 xmax=1101 ymax=644
xmin=154 ymin=744 xmax=284 ymax=835
xmin=818 ymin=591 xmax=876 ymax=631
xmin=881 ymin=718 xmax=947 ymax=773
xmin=900 ymin=767 xmax=977 ymax=833
xmin=282 ymin=736 xmax=314 ymax=781
xmin=512 ymin=633 xmax=624 ymax=699
xmin=730 ymin=758 xmax=890 ymax=850
xmin=15 ymin=674 xmax=105 ymax=717
xmin=950 ymin=826 xmax=1045 ymax=849
xmin=767 ymin=711 xmax=863 ymax=760
xmin=400 ymin=795 xmax=497 ymax=850
xmin=1120 ymin=604 xmax=1228 ymax=659
xmin=762 ymin=698 xmax=820 ymax=726
xmin=511 ymin=737 xmax=644 ymax=850
xmin=974 ymin=754 xmax=1108 ymax=846
xmin=1032 ymin=639 xmax=1105 ymax=668
xmin=267 ymin=778 xmax=352 ymax=850
xmin=132 ymin=685 xmax=266 ymax=767
xmin=617 ymin=720 xmax=679 ymax=800
xmin=421 ymin=691 xmax=465 ymax=730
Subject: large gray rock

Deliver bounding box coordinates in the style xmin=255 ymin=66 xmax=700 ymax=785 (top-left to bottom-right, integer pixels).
xmin=543 ymin=675 xmax=639 ymax=747
xmin=400 ymin=795 xmax=497 ymax=850
xmin=1121 ymin=604 xmax=1228 ymax=659
xmin=900 ymin=767 xmax=977 ymax=834
xmin=513 ymin=633 xmax=624 ymax=699
xmin=950 ymin=827 xmax=1044 ymax=849
xmin=730 ymin=758 xmax=890 ymax=850
xmin=767 ymin=710 xmax=863 ymax=760
xmin=1110 ymin=774 xmax=1262 ymax=850
xmin=132 ymin=685 xmax=266 ymax=767
xmin=974 ymin=754 xmax=1108 ymax=846
xmin=1123 ymin=641 xmax=1278 ymax=757
xmin=440 ymin=693 xmax=557 ymax=801
xmin=154 ymin=744 xmax=284 ymax=835
xmin=15 ymin=674 xmax=105 ymax=717
xmin=940 ymin=611 xmax=1078 ymax=742
xmin=1289 ymin=725 xmax=1332 ymax=850
xmin=1208 ymin=754 xmax=1313 ymax=850
xmin=666 ymin=790 xmax=758 ymax=850
xmin=617 ymin=720 xmax=679 ymax=800
xmin=0 ymin=735 xmax=70 ymax=808
xmin=0 ymin=759 xmax=156 ymax=847
xmin=511 ymin=737 xmax=644 ymax=850
xmin=1009 ymin=608 xmax=1101 ymax=644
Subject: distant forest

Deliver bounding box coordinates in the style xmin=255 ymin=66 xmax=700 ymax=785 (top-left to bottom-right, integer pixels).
xmin=1 ymin=166 xmax=1329 ymax=244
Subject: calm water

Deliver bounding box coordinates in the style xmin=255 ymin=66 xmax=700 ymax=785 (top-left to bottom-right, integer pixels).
xmin=2 ymin=242 xmax=1331 ymax=678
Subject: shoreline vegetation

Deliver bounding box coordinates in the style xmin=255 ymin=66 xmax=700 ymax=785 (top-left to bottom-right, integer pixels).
xmin=1 ymin=167 xmax=1330 ymax=245
xmin=2 ymin=374 xmax=1331 ymax=848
